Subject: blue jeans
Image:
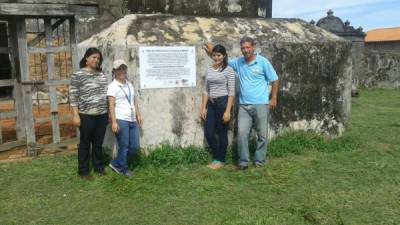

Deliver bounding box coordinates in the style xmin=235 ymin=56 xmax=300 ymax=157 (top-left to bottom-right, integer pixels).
xmin=110 ymin=119 xmax=140 ymax=173
xmin=237 ymin=104 xmax=269 ymax=166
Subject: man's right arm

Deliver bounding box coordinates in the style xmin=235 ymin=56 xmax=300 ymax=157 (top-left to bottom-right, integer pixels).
xmin=228 ymin=59 xmax=238 ymax=72
xmin=203 ymin=42 xmax=214 ymax=57
xmin=203 ymin=42 xmax=238 ymax=71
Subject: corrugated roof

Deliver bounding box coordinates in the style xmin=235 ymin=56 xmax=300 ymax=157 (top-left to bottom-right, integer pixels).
xmin=365 ymin=27 xmax=400 ymax=42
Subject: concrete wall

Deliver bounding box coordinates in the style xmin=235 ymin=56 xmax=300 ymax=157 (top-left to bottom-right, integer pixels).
xmin=77 ymin=0 xmax=124 ymax=41
xmin=350 ymin=40 xmax=365 ymax=91
xmin=76 ymin=0 xmax=273 ymax=42
xmin=361 ymin=50 xmax=400 ymax=88
xmin=366 ymin=42 xmax=400 ymax=52
xmin=79 ymin=15 xmax=352 ymax=149
xmin=127 ymin=0 xmax=272 ymax=18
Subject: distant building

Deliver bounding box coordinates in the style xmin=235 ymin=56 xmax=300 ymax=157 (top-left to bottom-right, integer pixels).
xmin=315 ymin=9 xmax=365 ymax=42
xmin=314 ymin=10 xmax=366 ymax=95
xmin=365 ymin=27 xmax=400 ymax=52
xmin=363 ymin=28 xmax=400 ymax=88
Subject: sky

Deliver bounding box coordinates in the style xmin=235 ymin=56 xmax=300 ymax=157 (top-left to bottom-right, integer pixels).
xmin=273 ymin=0 xmax=400 ymax=31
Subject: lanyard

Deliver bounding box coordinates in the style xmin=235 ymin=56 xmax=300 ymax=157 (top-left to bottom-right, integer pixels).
xmin=119 ymin=84 xmax=132 ymax=105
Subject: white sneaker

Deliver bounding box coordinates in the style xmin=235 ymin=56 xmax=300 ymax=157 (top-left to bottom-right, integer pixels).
xmin=109 ymin=163 xmax=121 ymax=174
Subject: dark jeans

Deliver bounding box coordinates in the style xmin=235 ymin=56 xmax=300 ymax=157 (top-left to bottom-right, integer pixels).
xmin=204 ymin=96 xmax=229 ymax=162
xmin=78 ymin=113 xmax=108 ymax=176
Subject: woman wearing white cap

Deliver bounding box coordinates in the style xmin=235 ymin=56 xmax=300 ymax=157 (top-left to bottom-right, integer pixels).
xmin=107 ymin=59 xmax=142 ymax=177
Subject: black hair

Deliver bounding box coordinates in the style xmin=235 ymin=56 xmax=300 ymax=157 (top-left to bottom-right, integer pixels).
xmin=212 ymin=44 xmax=228 ymax=71
xmin=79 ymin=47 xmax=103 ymax=71
xmin=240 ymin=36 xmax=256 ymax=46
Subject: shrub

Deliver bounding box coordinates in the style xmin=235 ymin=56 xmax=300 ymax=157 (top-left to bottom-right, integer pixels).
xmin=129 ymin=144 xmax=210 ymax=169
xmin=124 ymin=132 xmax=359 ymax=169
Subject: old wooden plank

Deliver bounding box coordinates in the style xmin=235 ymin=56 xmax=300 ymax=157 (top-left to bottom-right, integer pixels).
xmin=0 ymin=119 xmax=2 ymax=144
xmin=16 ymin=20 xmax=30 ymax=83
xmin=69 ymin=17 xmax=79 ymax=71
xmin=18 ymin=79 xmax=69 ymax=86
xmin=39 ymin=137 xmax=79 ymax=153
xmin=0 ymin=78 xmax=16 ymax=87
xmin=50 ymin=112 xmax=61 ymax=143
xmin=68 ymin=16 xmax=79 ymax=138
xmin=16 ymin=17 xmax=37 ymax=156
xmin=28 ymin=45 xmax=70 ymax=54
xmin=45 ymin=18 xmax=60 ymax=144
xmin=0 ymin=140 xmax=26 ymax=152
xmin=0 ymin=3 xmax=98 ymax=16
xmin=0 ymin=111 xmax=16 ymax=119
xmin=13 ymin=83 xmax=25 ymax=140
xmin=0 ymin=0 xmax=97 ymax=5
xmin=8 ymin=18 xmax=26 ymax=141
xmin=35 ymin=114 xmax=73 ymax=124
xmin=0 ymin=46 xmax=10 ymax=53
xmin=28 ymin=18 xmax=66 ymax=47
xmin=45 ymin=79 xmax=70 ymax=86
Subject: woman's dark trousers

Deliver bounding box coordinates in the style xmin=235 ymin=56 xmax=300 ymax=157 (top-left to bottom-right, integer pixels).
xmin=78 ymin=113 xmax=108 ymax=176
xmin=204 ymin=96 xmax=229 ymax=162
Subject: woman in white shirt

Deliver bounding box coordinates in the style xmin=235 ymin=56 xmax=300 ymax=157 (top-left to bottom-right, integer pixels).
xmin=107 ymin=59 xmax=142 ymax=177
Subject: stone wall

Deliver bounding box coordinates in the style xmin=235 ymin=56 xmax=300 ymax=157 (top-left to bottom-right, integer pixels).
xmin=76 ymin=0 xmax=274 ymax=41
xmin=351 ymin=40 xmax=365 ymax=90
xmin=79 ymin=15 xmax=352 ymax=149
xmin=76 ymin=0 xmax=124 ymax=41
xmin=127 ymin=0 xmax=272 ymax=18
xmin=361 ymin=51 xmax=400 ymax=88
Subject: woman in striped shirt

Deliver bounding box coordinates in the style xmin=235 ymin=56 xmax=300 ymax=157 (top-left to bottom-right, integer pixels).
xmin=200 ymin=45 xmax=236 ymax=170
xmin=70 ymin=47 xmax=109 ymax=180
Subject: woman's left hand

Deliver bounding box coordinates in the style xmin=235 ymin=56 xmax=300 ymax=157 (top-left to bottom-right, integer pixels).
xmin=222 ymin=112 xmax=231 ymax=123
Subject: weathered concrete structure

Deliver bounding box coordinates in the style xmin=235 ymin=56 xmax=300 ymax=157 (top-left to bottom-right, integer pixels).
xmin=77 ymin=0 xmax=124 ymax=41
xmin=79 ymin=15 xmax=352 ymax=148
xmin=315 ymin=10 xmax=365 ymax=94
xmin=362 ymin=51 xmax=400 ymax=88
xmin=128 ymin=0 xmax=272 ymax=18
xmin=362 ymin=28 xmax=400 ymax=88
xmin=77 ymin=0 xmax=273 ymax=41
xmin=314 ymin=11 xmax=400 ymax=90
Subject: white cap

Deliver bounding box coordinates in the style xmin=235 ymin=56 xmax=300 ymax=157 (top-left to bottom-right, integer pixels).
xmin=113 ymin=59 xmax=127 ymax=69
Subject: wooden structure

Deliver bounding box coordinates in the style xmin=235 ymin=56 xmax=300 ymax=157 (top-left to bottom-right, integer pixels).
xmin=0 ymin=0 xmax=98 ymax=156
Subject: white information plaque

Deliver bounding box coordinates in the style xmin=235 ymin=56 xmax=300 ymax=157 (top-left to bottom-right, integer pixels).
xmin=139 ymin=46 xmax=196 ymax=89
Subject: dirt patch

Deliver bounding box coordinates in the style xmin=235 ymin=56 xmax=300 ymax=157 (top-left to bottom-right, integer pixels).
xmin=0 ymin=101 xmax=78 ymax=161
xmin=0 ymin=139 xmax=78 ymax=163
xmin=0 ymin=102 xmax=76 ymax=143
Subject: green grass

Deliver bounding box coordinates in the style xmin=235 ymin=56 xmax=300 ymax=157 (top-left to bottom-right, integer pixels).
xmin=1 ymin=89 xmax=399 ymax=225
